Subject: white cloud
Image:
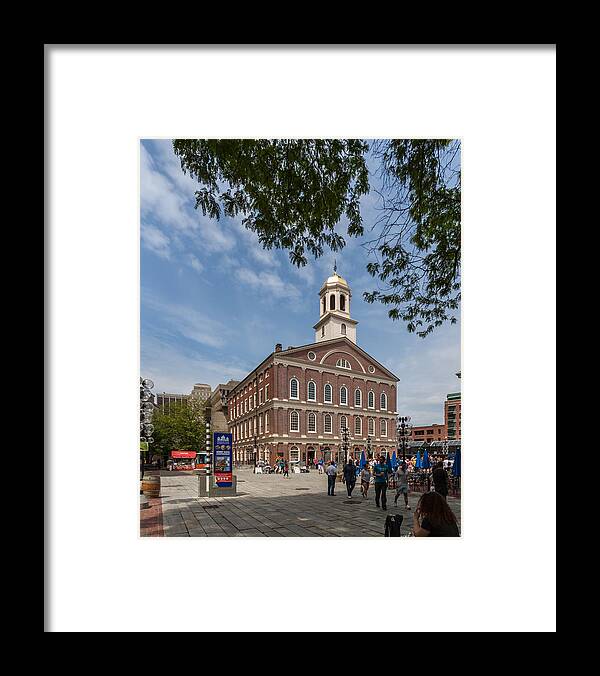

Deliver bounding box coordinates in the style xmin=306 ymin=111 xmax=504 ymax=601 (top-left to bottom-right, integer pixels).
xmin=235 ymin=267 xmax=301 ymax=300
xmin=187 ymin=254 xmax=203 ymax=273
xmin=383 ymin=326 xmax=462 ymax=426
xmin=142 ymin=292 xmax=229 ymax=349
xmin=140 ymin=142 xmax=236 ymax=253
xmin=141 ymin=224 xmax=171 ymax=260
xmin=141 ymin=335 xmax=249 ymax=394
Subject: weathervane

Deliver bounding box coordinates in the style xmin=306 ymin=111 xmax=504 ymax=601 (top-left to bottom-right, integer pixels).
xmin=334 ymin=259 xmax=337 ymax=273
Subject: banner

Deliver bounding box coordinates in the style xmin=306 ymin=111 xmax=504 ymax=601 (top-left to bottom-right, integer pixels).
xmin=213 ymin=433 xmax=233 ymax=487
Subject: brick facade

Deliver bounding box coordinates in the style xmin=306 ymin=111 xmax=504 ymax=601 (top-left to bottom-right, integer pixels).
xmin=228 ymin=337 xmax=399 ymax=465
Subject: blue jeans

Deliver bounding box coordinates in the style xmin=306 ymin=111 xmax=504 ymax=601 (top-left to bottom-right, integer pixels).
xmin=327 ymin=475 xmax=336 ymax=495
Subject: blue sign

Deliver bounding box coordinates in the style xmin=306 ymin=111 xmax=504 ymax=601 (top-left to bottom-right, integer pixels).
xmin=213 ymin=432 xmax=233 ymax=487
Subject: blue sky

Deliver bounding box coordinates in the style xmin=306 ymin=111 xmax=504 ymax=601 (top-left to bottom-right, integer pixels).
xmin=141 ymin=139 xmax=461 ymax=425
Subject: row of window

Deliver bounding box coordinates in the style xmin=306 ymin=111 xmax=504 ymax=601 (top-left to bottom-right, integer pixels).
xmin=322 ymin=293 xmax=346 ymax=313
xmin=290 ymin=379 xmax=388 ymax=410
xmin=290 ymin=411 xmax=387 ymax=436
xmin=233 ymin=413 xmax=270 ymax=441
xmin=231 ymin=384 xmax=270 ymax=419
xmin=232 ymin=412 xmax=389 ymax=440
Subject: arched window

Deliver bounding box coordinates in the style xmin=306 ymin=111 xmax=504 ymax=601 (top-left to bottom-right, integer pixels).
xmin=307 ymin=380 xmax=316 ymax=401
xmin=381 ymin=419 xmax=387 ymax=437
xmin=368 ymin=390 xmax=375 ymax=409
xmin=380 ymin=392 xmax=387 ymax=410
xmin=330 ymin=294 xmax=336 ymax=310
xmin=340 ymin=386 xmax=348 ymax=405
xmin=339 ymin=415 xmax=347 ymax=431
xmin=354 ymin=416 xmax=362 ymax=435
xmin=354 ymin=388 xmax=362 ymax=408
xmin=290 ymin=446 xmax=300 ymax=462
xmin=322 ymin=297 xmax=326 ymax=314
xmin=290 ymin=378 xmax=299 ymax=399
xmin=367 ymin=418 xmax=374 ymax=436
xmin=289 ymin=410 xmax=299 ymax=432
xmin=324 ymin=383 xmax=333 ymax=404
xmin=340 ymin=295 xmax=346 ymax=311
xmin=324 ymin=413 xmax=333 ymax=433
xmin=321 ymin=326 xmax=325 ymax=337
xmin=336 ymin=358 xmax=351 ymax=370
xmin=307 ymin=412 xmax=317 ymax=433
xmin=341 ymin=323 xmax=347 ymax=335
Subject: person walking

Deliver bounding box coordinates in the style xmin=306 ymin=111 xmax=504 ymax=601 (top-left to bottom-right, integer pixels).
xmin=394 ymin=462 xmax=411 ymax=509
xmin=373 ymin=455 xmax=389 ymax=510
xmin=283 ymin=462 xmax=289 ymax=478
xmin=318 ymin=458 xmax=324 ymax=475
xmin=326 ymin=461 xmax=337 ymax=496
xmin=432 ymin=461 xmax=449 ymax=500
xmin=360 ymin=462 xmax=372 ymax=498
xmin=343 ymin=459 xmax=357 ymax=498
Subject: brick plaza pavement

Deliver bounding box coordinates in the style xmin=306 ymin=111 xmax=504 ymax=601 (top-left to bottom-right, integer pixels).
xmin=140 ymin=467 xmax=461 ymax=537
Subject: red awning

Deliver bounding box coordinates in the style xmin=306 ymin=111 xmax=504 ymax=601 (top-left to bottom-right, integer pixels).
xmin=171 ymin=450 xmax=196 ymax=459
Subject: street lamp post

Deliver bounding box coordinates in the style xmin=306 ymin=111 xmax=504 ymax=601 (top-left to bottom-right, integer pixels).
xmin=396 ymin=415 xmax=412 ymax=463
xmin=204 ymin=420 xmax=212 ymax=493
xmin=366 ymin=435 xmax=371 ymax=462
xmin=140 ymin=378 xmax=155 ymax=486
xmin=340 ymin=425 xmax=349 ymax=466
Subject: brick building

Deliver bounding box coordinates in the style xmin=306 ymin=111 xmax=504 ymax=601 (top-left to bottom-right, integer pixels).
xmin=445 ymin=392 xmax=462 ymax=440
xmin=409 ymin=423 xmax=447 ymax=443
xmin=228 ymin=271 xmax=399 ymax=466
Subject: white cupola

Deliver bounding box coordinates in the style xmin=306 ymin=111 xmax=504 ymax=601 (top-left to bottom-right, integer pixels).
xmin=313 ymin=263 xmax=358 ymax=344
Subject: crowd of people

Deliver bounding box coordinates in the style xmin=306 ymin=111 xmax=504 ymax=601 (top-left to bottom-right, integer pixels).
xmin=252 ymin=453 xmax=459 ymax=536
xmin=323 ymin=455 xmax=459 ymax=537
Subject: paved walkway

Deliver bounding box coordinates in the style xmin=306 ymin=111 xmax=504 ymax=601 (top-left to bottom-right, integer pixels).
xmin=140 ymin=467 xmax=461 ymax=537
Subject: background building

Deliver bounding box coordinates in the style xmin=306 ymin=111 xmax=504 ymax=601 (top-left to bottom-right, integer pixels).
xmin=445 ymin=392 xmax=462 ymax=440
xmin=409 ymin=423 xmax=447 ymax=443
xmin=155 ymin=392 xmax=189 ymax=414
xmin=205 ymin=380 xmax=240 ymax=433
xmin=228 ymin=271 xmax=399 ymax=466
xmin=190 ymin=383 xmax=211 ymax=403
xmin=156 ymin=383 xmax=212 ymax=414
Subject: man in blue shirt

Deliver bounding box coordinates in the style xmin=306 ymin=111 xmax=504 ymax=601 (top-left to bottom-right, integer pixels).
xmin=373 ymin=455 xmax=389 ymax=510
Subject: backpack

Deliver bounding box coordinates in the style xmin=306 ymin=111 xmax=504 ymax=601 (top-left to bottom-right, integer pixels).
xmin=384 ymin=514 xmax=403 ymax=537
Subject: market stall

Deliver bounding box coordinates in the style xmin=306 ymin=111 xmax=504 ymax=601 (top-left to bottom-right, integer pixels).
xmin=168 ymin=449 xmax=196 ymax=471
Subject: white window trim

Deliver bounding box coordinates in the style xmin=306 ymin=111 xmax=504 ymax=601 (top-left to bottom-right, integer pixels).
xmin=340 ymin=386 xmax=348 ymax=406
xmin=324 ymin=383 xmax=333 ymax=404
xmin=354 ymin=389 xmax=362 ymax=408
xmin=290 ymin=378 xmax=299 ymax=400
xmin=368 ymin=418 xmax=375 ymax=436
xmin=289 ymin=410 xmax=300 ymax=433
xmin=307 ymin=380 xmax=317 ymax=402
xmin=307 ymin=412 xmax=317 ymax=433
xmin=381 ymin=393 xmax=387 ymax=410
xmin=354 ymin=417 xmax=362 ymax=436
xmin=368 ymin=390 xmax=375 ymax=409
xmin=324 ymin=414 xmax=333 ymax=434
xmin=381 ymin=419 xmax=387 ymax=437
xmin=339 ymin=415 xmax=347 ymax=431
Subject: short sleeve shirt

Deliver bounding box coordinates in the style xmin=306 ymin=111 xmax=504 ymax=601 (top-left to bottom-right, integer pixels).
xmin=373 ymin=463 xmax=388 ymax=483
